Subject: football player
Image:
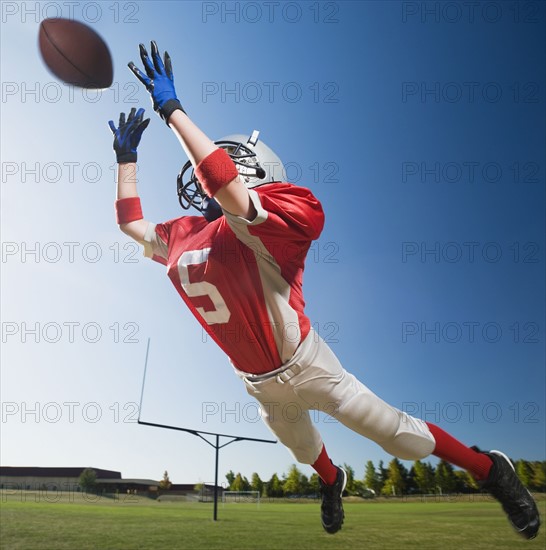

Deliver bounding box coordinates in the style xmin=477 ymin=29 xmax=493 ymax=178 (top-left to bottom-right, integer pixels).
xmin=108 ymin=41 xmax=540 ymax=538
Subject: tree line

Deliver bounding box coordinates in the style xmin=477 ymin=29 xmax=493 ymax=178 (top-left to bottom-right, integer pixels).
xmin=223 ymin=458 xmax=546 ymax=497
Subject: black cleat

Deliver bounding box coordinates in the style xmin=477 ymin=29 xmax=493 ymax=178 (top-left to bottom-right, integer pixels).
xmin=319 ymin=466 xmax=347 ymax=534
xmin=473 ymin=447 xmax=541 ymax=540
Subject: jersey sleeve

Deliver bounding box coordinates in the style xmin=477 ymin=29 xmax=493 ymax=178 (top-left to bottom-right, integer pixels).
xmin=223 ymin=183 xmax=325 ymax=242
xmin=142 ymin=221 xmax=172 ymax=265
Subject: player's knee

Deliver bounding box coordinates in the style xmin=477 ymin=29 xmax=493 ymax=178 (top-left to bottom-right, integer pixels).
xmin=277 ymin=431 xmax=322 ymax=464
xmin=257 ymin=405 xmax=319 ymax=463
xmin=381 ymin=411 xmax=435 ymax=460
xmin=271 ymin=428 xmax=322 ymax=464
xmin=382 ymin=432 xmax=435 ymax=460
xmin=289 ymin=445 xmax=321 ymax=464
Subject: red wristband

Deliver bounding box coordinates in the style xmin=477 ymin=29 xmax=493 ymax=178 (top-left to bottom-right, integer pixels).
xmin=115 ymin=197 xmax=143 ymax=224
xmin=195 ymin=148 xmax=239 ymax=197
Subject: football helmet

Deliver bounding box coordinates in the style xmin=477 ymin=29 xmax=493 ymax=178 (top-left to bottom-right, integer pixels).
xmin=177 ymin=130 xmax=285 ymax=216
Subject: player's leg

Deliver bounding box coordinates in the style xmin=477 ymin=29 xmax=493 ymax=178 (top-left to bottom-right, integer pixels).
xmin=242 ymin=374 xmax=322 ymax=463
xmin=291 ymin=331 xmax=540 ymax=539
xmin=289 ymin=331 xmax=435 ymax=460
xmin=242 ymin=375 xmax=346 ymax=534
xmin=243 ymin=375 xmax=339 ymax=483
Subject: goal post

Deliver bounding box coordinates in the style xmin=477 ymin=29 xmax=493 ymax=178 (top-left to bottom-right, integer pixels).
xmin=222 ymin=491 xmax=260 ymax=506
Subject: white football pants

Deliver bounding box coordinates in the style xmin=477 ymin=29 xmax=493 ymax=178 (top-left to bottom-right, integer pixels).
xmin=237 ymin=328 xmax=436 ymax=464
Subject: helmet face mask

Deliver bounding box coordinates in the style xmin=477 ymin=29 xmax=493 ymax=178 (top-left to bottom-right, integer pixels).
xmin=176 ymin=165 xmax=206 ymax=211
xmin=177 ymin=131 xmax=285 ymax=214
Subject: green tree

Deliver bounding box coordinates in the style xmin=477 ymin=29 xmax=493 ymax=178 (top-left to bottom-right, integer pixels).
xmin=300 ymin=474 xmax=310 ymax=495
xmin=225 ymin=470 xmax=236 ymax=490
xmin=78 ymin=468 xmax=97 ymax=492
xmin=364 ymin=460 xmax=381 ymax=495
xmin=406 ymin=465 xmax=418 ymax=494
xmin=516 ymin=460 xmax=533 ymax=489
xmin=265 ymin=473 xmax=283 ymax=497
xmin=159 ymin=470 xmax=171 ymax=491
xmin=231 ymin=473 xmax=250 ymax=491
xmin=250 ymin=472 xmax=264 ymax=495
xmin=283 ymin=464 xmax=303 ymax=495
xmin=378 ymin=460 xmax=388 ymax=492
xmin=381 ymin=459 xmax=406 ymax=496
xmin=454 ymin=470 xmax=478 ymax=493
xmin=309 ymin=473 xmax=320 ymax=496
xmin=530 ymin=461 xmax=546 ymax=492
xmin=435 ymin=460 xmax=457 ymax=494
xmin=412 ymin=460 xmax=435 ymax=494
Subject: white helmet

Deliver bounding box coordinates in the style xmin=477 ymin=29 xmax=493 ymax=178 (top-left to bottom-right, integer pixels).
xmin=219 ymin=130 xmax=285 ymax=188
xmin=177 ymin=130 xmax=285 ymax=214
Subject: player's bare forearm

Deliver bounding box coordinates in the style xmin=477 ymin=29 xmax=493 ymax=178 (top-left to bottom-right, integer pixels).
xmin=117 ymin=162 xmax=138 ymax=198
xmin=116 ymin=162 xmax=148 ymax=241
xmin=168 ymin=110 xmax=216 ymax=165
xmin=168 ymin=110 xmax=256 ymax=220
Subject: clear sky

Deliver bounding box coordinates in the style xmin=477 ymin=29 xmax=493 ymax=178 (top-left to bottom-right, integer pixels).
xmin=1 ymin=1 xmax=544 ymax=486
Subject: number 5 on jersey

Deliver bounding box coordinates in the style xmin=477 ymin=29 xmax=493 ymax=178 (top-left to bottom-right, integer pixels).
xmin=177 ymin=249 xmax=231 ymax=325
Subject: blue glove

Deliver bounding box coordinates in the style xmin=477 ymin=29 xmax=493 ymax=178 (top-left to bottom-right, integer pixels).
xmin=128 ymin=41 xmax=185 ymax=124
xmin=108 ymin=107 xmax=150 ymax=163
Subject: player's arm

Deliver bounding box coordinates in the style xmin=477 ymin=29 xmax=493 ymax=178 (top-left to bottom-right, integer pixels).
xmin=108 ymin=108 xmax=151 ymax=242
xmin=115 ymin=162 xmax=149 ymax=241
xmin=168 ymin=111 xmax=256 ymax=219
xmin=128 ymin=41 xmax=256 ymax=220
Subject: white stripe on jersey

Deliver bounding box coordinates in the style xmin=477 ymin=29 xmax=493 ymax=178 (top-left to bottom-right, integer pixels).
xmin=223 ymin=190 xmax=301 ymax=364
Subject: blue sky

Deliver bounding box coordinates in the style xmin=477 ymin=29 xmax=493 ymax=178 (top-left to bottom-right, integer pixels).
xmin=1 ymin=1 xmax=544 ymax=485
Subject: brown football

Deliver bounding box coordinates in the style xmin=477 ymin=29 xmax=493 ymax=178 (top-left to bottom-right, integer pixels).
xmin=38 ymin=18 xmax=113 ymax=89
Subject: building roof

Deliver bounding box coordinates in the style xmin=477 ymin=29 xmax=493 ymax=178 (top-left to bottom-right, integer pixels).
xmin=0 ymin=467 xmax=121 ymax=479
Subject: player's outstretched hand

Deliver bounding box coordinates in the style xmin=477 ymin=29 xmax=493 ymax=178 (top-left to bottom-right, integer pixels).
xmin=108 ymin=107 xmax=150 ymax=164
xmin=128 ymin=41 xmax=185 ymax=124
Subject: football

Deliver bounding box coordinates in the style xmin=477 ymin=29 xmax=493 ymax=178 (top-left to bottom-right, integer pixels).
xmin=38 ymin=18 xmax=113 ymax=89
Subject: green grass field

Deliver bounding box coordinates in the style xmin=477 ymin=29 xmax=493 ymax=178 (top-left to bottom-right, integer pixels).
xmin=1 ymin=491 xmax=544 ymax=549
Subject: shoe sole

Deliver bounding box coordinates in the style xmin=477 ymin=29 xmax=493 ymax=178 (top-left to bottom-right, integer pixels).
xmin=489 ymin=449 xmax=541 ymax=540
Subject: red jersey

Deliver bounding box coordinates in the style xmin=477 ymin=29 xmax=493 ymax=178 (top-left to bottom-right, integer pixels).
xmin=143 ymin=183 xmax=324 ymax=374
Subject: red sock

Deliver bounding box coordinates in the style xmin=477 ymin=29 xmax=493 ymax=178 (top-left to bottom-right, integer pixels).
xmin=312 ymin=444 xmax=338 ymax=485
xmin=426 ymin=422 xmax=493 ymax=480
